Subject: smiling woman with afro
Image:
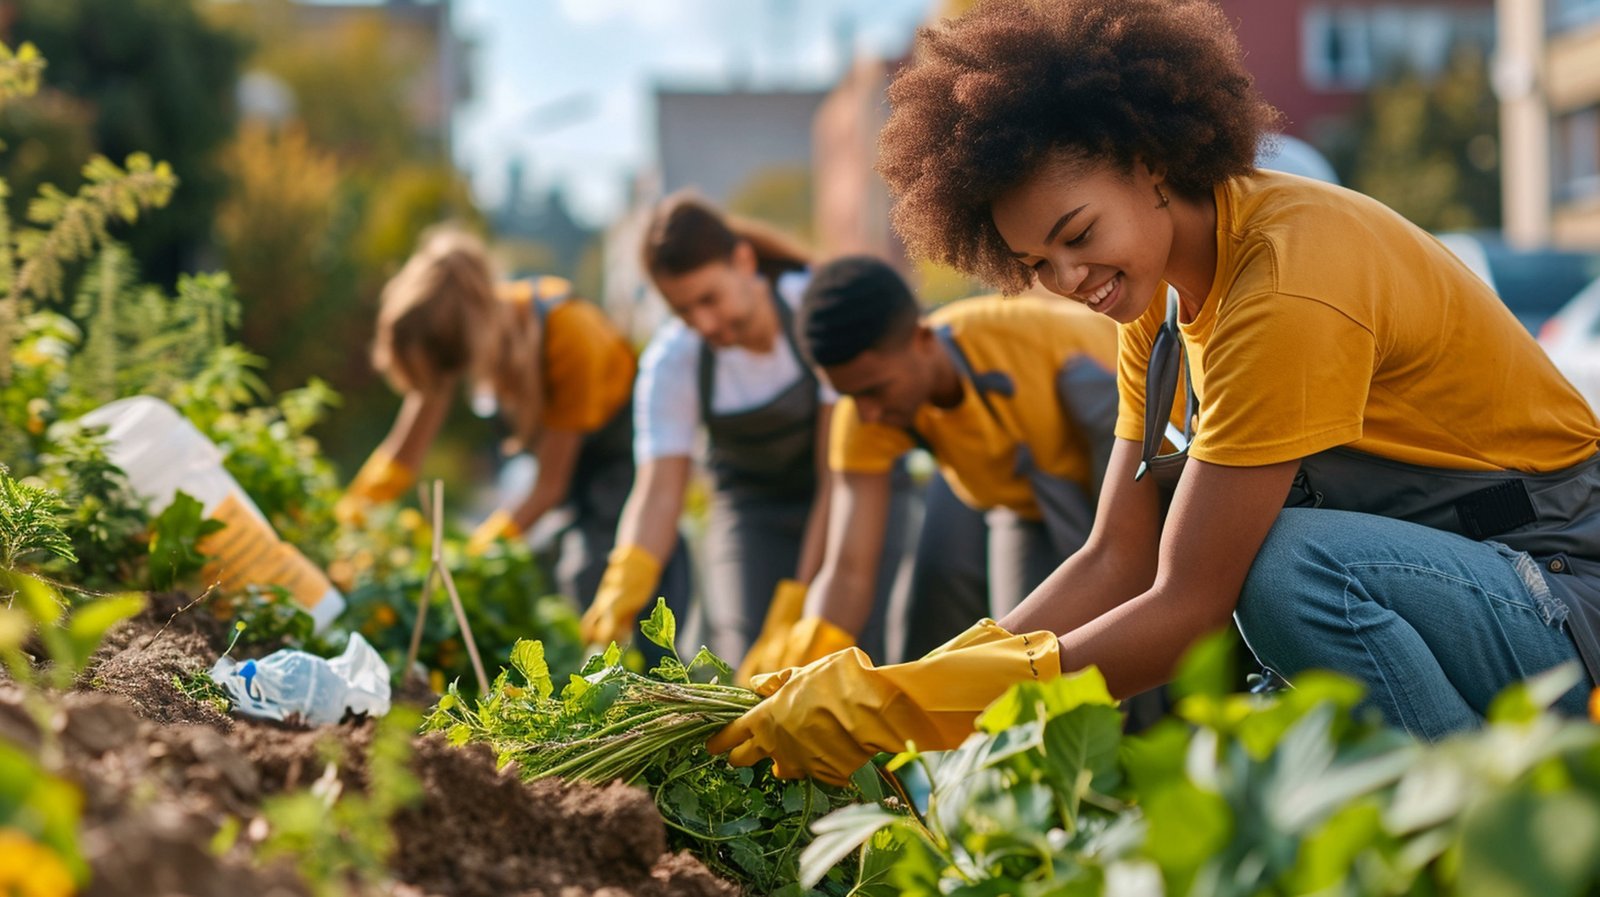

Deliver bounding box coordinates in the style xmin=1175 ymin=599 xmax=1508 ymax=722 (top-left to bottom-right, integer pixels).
xmin=705 ymin=0 xmax=1600 ymax=783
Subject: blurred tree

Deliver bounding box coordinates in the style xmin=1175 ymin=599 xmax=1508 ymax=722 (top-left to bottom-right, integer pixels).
xmin=0 ymin=0 xmax=246 ymax=285
xmin=205 ymin=0 xmax=481 ymax=469
xmin=728 ymin=165 xmax=813 ymax=242
xmin=1328 ymin=47 xmax=1500 ymax=231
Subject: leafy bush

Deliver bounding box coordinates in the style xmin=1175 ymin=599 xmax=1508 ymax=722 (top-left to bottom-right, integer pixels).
xmin=426 ymin=601 xmax=887 ymax=895
xmin=804 ymin=633 xmax=1600 ymax=897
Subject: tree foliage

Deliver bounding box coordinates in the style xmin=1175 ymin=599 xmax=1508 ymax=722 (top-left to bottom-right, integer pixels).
xmin=1329 ymin=47 xmax=1501 ymax=231
xmin=0 ymin=0 xmax=246 ymax=285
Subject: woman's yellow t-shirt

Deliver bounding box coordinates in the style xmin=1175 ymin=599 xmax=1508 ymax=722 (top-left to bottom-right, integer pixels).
xmin=1114 ymin=171 xmax=1600 ymax=473
xmin=498 ymin=279 xmax=635 ymax=434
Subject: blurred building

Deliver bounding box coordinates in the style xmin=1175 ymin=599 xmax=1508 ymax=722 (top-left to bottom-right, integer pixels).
xmin=812 ymin=55 xmax=906 ymax=268
xmin=655 ymin=87 xmax=827 ymax=204
xmin=1499 ymin=0 xmax=1600 ymax=249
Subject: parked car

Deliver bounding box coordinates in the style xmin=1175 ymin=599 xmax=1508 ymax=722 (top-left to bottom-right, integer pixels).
xmin=1436 ymin=232 xmax=1600 ymax=334
xmin=1540 ymin=274 xmax=1600 ymax=412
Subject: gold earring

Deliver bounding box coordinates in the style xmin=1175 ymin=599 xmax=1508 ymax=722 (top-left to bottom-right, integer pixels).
xmin=1155 ymin=184 xmax=1170 ymax=208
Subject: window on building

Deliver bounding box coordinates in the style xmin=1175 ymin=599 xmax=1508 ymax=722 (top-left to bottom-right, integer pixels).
xmin=1303 ymin=6 xmax=1495 ymax=91
xmin=1555 ymin=106 xmax=1600 ymax=204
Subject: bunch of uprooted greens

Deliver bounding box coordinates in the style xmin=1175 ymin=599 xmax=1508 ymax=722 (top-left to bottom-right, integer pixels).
xmin=423 ymin=599 xmax=901 ymax=895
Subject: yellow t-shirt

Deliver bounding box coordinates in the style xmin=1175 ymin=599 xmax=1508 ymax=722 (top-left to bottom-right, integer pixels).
xmin=831 ymin=296 xmax=1119 ymax=519
xmin=1114 ymin=170 xmax=1600 ymax=472
xmin=498 ymin=280 xmax=636 ymax=434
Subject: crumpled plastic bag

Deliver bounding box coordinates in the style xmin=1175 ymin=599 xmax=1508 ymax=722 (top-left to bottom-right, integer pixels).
xmin=210 ymin=632 xmax=390 ymax=726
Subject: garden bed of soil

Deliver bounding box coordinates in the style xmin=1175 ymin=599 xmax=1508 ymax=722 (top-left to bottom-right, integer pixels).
xmin=9 ymin=592 xmax=736 ymax=897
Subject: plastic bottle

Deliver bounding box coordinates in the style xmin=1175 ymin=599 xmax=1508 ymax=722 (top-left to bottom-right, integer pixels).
xmin=210 ymin=632 xmax=391 ymax=726
xmin=78 ymin=396 xmax=345 ymax=630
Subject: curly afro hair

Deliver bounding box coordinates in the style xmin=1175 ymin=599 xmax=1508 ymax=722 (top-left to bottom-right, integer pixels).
xmin=878 ymin=0 xmax=1281 ymax=293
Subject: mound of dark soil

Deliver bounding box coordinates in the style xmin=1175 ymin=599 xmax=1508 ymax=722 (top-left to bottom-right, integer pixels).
xmin=0 ymin=592 xmax=740 ymax=897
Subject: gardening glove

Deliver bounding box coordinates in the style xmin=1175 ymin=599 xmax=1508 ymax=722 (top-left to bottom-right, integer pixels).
xmin=735 ymin=580 xmax=853 ymax=684
xmin=466 ymin=510 xmax=521 ymax=556
xmin=580 ymin=544 xmax=661 ymax=648
xmin=707 ymin=619 xmax=1061 ymax=785
xmin=335 ymin=451 xmax=415 ymax=527
xmin=737 ymin=613 xmax=855 ymax=685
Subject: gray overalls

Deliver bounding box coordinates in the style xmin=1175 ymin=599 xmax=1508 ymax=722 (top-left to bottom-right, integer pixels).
xmin=897 ymin=325 xmax=1118 ymax=661
xmin=697 ymin=281 xmax=912 ymax=663
xmin=530 ymin=296 xmax=692 ymax=640
xmin=1137 ymin=288 xmax=1600 ymax=711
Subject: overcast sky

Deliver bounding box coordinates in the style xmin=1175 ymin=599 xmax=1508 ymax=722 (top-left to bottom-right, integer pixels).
xmin=451 ymin=0 xmax=934 ymax=228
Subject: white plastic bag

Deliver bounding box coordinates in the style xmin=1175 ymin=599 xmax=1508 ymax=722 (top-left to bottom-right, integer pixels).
xmin=210 ymin=633 xmax=390 ymax=726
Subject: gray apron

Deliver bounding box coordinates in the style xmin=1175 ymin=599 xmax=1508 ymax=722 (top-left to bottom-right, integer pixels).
xmin=1138 ymin=289 xmax=1600 ymax=683
xmin=899 ymin=327 xmax=1113 ymax=657
xmin=696 ymin=281 xmax=908 ymax=662
xmin=531 ymin=296 xmax=692 ymax=660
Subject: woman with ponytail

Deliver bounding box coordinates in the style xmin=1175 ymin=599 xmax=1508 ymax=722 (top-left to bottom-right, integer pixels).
xmin=581 ymin=194 xmax=910 ymax=665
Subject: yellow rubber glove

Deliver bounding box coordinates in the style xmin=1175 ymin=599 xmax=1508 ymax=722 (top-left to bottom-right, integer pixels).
xmin=735 ymin=581 xmax=858 ymax=684
xmin=707 ymin=619 xmax=1061 ymax=785
xmin=580 ymin=544 xmax=662 ymax=648
xmin=335 ymin=451 xmax=415 ymax=527
xmin=738 ymin=614 xmax=856 ymax=685
xmin=466 ymin=510 xmax=521 ymax=557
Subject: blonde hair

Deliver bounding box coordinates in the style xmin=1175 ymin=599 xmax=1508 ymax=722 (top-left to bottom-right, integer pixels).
xmin=371 ymin=226 xmax=545 ymax=447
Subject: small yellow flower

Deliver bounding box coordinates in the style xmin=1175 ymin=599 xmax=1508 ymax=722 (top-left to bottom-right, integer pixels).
xmin=373 ymin=604 xmax=398 ymax=627
xmin=429 ymin=669 xmax=445 ymax=694
xmin=397 ymin=508 xmax=426 ymax=534
xmin=0 ymin=829 xmax=76 ymax=897
xmin=1589 ymin=687 xmax=1600 ymax=724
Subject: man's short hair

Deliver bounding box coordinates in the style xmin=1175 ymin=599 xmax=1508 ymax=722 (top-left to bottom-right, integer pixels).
xmin=797 ymin=255 xmax=921 ymax=367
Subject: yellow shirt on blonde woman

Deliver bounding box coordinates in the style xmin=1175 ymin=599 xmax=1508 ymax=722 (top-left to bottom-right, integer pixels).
xmin=497 ymin=279 xmax=636 ymax=434
xmin=1114 ymin=170 xmax=1600 ymax=472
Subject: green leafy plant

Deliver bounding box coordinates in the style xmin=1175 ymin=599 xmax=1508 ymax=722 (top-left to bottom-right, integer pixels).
xmin=804 ymin=632 xmax=1600 ymax=897
xmin=338 ymin=505 xmax=582 ymax=695
xmin=0 ymin=463 xmax=73 ymax=571
xmin=146 ymin=490 xmax=223 ymax=591
xmin=256 ymin=707 xmax=423 ymax=897
xmin=33 ymin=422 xmax=148 ymax=586
xmin=425 ymin=599 xmax=883 ymax=895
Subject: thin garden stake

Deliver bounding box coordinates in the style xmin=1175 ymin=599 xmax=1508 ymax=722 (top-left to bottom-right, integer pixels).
xmin=430 ymin=479 xmax=490 ymax=694
xmin=402 ymin=481 xmax=438 ymax=683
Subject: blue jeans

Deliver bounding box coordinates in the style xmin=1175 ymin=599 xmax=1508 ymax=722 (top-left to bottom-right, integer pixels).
xmin=1234 ymin=508 xmax=1592 ymax=741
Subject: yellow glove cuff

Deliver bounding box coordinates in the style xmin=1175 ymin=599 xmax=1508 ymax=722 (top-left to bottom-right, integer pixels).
xmin=347 ymin=452 xmax=416 ymax=503
xmin=581 ymin=544 xmax=663 ymax=647
xmin=784 ymin=616 xmax=857 ymax=668
xmin=466 ymin=509 xmax=521 ymax=556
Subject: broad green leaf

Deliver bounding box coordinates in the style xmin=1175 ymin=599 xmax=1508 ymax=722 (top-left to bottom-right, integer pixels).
xmin=1171 ymin=627 xmax=1240 ymax=700
xmin=1489 ymin=663 xmax=1583 ymax=725
xmin=650 ymin=654 xmax=690 ymax=684
xmin=1284 ymin=799 xmax=1384 ymax=894
xmin=1458 ymin=786 xmax=1600 ymax=897
xmin=686 ymin=646 xmax=734 ymax=685
xmin=640 ymin=596 xmax=676 ymax=652
xmin=976 ymin=667 xmax=1115 ymax=734
xmin=1040 ymin=704 xmax=1125 ymax=815
xmin=1121 ymin=719 xmax=1192 ymax=793
xmin=798 ymin=803 xmax=899 ymax=889
xmin=510 ymin=639 xmax=553 ymax=699
xmin=851 ymin=826 xmax=911 ymax=897
xmin=1140 ymin=781 xmax=1232 ymax=895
